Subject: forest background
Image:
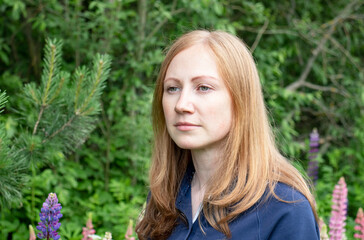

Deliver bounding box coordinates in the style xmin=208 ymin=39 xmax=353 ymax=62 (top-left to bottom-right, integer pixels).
xmin=0 ymin=0 xmax=363 ymax=239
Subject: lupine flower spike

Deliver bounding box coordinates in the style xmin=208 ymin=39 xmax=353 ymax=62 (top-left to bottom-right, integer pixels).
xmin=329 ymin=177 xmax=348 ymax=240
xmin=307 ymin=128 xmax=320 ymax=185
xmin=319 ymin=218 xmax=329 ymax=240
xmin=125 ymin=220 xmax=136 ymax=240
xmin=354 ymin=208 xmax=364 ymax=239
xmin=36 ymin=193 xmax=63 ymax=240
xmin=29 ymin=225 xmax=36 ymax=240
xmin=82 ymin=213 xmax=96 ymax=240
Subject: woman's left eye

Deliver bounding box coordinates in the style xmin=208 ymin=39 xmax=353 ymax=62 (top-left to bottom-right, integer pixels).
xmin=197 ymin=85 xmax=211 ymax=92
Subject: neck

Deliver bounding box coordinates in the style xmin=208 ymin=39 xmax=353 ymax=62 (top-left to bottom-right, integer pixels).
xmin=191 ymin=148 xmax=220 ymax=189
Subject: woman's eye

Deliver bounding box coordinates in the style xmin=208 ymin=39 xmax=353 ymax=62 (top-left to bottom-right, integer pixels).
xmin=166 ymin=86 xmax=180 ymax=93
xmin=198 ymin=85 xmax=211 ymax=92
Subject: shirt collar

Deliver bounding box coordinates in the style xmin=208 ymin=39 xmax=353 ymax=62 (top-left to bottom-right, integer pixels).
xmin=175 ymin=162 xmax=195 ymax=222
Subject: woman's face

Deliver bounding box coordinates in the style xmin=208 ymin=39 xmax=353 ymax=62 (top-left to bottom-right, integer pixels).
xmin=162 ymin=44 xmax=233 ymax=151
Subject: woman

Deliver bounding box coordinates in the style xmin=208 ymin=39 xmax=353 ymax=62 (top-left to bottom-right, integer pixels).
xmin=136 ymin=30 xmax=320 ymax=239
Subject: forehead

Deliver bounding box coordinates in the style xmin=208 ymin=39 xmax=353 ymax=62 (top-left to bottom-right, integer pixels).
xmin=164 ymin=44 xmax=220 ymax=80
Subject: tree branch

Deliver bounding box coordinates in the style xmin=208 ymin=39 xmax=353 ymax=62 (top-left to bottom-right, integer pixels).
xmin=250 ymin=19 xmax=269 ymax=53
xmin=347 ymin=14 xmax=364 ymax=20
xmin=239 ymin=26 xmax=298 ymax=36
xmin=137 ymin=0 xmax=147 ymax=61
xmin=301 ymin=82 xmax=338 ymax=93
xmin=286 ymin=0 xmax=360 ymax=91
xmin=329 ymin=36 xmax=363 ymax=72
xmin=146 ymin=0 xmax=184 ymax=41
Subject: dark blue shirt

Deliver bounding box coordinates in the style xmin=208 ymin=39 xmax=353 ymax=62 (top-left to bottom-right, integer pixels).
xmin=168 ymin=166 xmax=320 ymax=240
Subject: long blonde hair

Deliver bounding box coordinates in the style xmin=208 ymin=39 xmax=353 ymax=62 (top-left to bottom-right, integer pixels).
xmin=136 ymin=30 xmax=318 ymax=239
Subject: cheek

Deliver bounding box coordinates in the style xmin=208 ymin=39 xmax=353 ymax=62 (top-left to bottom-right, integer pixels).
xmin=162 ymin=98 xmax=172 ymax=121
xmin=215 ymin=100 xmax=233 ymax=131
xmin=218 ymin=111 xmax=232 ymax=131
xmin=205 ymin=103 xmax=232 ymax=128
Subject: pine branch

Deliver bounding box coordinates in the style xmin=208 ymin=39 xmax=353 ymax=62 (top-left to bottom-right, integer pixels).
xmin=25 ymin=83 xmax=41 ymax=105
xmin=76 ymin=54 xmax=111 ymax=116
xmin=42 ymin=115 xmax=76 ymax=143
xmin=48 ymin=71 xmax=70 ymax=104
xmin=77 ymin=65 xmax=101 ymax=114
xmin=1 ymin=39 xmax=112 ymax=207
xmin=41 ymin=39 xmax=63 ymax=105
xmin=0 ymin=91 xmax=7 ymax=112
xmin=42 ymin=44 xmax=56 ymax=105
xmin=33 ymin=39 xmax=63 ymax=135
xmin=74 ymin=67 xmax=87 ymax=112
xmin=33 ymin=105 xmax=46 ymax=135
xmin=0 ymin=91 xmax=27 ymax=208
xmin=29 ymin=53 xmax=111 ymax=156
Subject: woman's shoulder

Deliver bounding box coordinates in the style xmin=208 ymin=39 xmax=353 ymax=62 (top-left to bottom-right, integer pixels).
xmin=270 ymin=181 xmax=308 ymax=202
xmin=253 ymin=182 xmax=320 ymax=239
xmin=257 ymin=182 xmax=313 ymax=218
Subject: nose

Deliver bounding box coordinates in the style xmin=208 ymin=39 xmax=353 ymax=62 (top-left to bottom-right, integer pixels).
xmin=174 ymin=90 xmax=194 ymax=114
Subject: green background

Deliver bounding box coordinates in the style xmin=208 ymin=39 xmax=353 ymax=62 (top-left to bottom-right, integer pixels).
xmin=0 ymin=0 xmax=363 ymax=239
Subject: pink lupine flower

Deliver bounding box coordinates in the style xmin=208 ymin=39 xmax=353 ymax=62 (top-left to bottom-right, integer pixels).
xmin=125 ymin=220 xmax=136 ymax=240
xmin=329 ymin=177 xmax=348 ymax=240
xmin=354 ymin=208 xmax=364 ymax=239
xmin=82 ymin=215 xmax=96 ymax=240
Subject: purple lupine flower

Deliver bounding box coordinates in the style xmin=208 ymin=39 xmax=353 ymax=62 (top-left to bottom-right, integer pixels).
xmin=307 ymin=128 xmax=320 ymax=185
xmin=36 ymin=193 xmax=63 ymax=240
xmin=354 ymin=208 xmax=364 ymax=239
xmin=329 ymin=177 xmax=348 ymax=240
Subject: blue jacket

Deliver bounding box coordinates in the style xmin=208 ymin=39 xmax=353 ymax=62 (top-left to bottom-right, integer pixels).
xmin=167 ymin=165 xmax=320 ymax=240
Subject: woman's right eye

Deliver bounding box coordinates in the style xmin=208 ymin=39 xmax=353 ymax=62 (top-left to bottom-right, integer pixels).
xmin=166 ymin=86 xmax=180 ymax=93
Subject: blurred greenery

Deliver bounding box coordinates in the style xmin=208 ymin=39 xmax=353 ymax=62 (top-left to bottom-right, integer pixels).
xmin=0 ymin=0 xmax=363 ymax=239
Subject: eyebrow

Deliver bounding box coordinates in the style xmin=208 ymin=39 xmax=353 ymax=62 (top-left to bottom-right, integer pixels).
xmin=164 ymin=75 xmax=219 ymax=82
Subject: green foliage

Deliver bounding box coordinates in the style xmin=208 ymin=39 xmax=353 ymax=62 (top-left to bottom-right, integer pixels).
xmin=0 ymin=35 xmax=112 ymax=238
xmin=0 ymin=0 xmax=363 ymax=239
xmin=0 ymin=91 xmax=27 ymax=208
xmin=0 ymin=91 xmax=7 ymax=111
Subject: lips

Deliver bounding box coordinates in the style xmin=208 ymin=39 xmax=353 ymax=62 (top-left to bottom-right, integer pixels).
xmin=174 ymin=122 xmax=200 ymax=131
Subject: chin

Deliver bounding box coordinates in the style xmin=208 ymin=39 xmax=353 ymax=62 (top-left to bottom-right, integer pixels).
xmin=173 ymin=140 xmax=199 ymax=150
xmin=175 ymin=143 xmax=195 ymax=150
